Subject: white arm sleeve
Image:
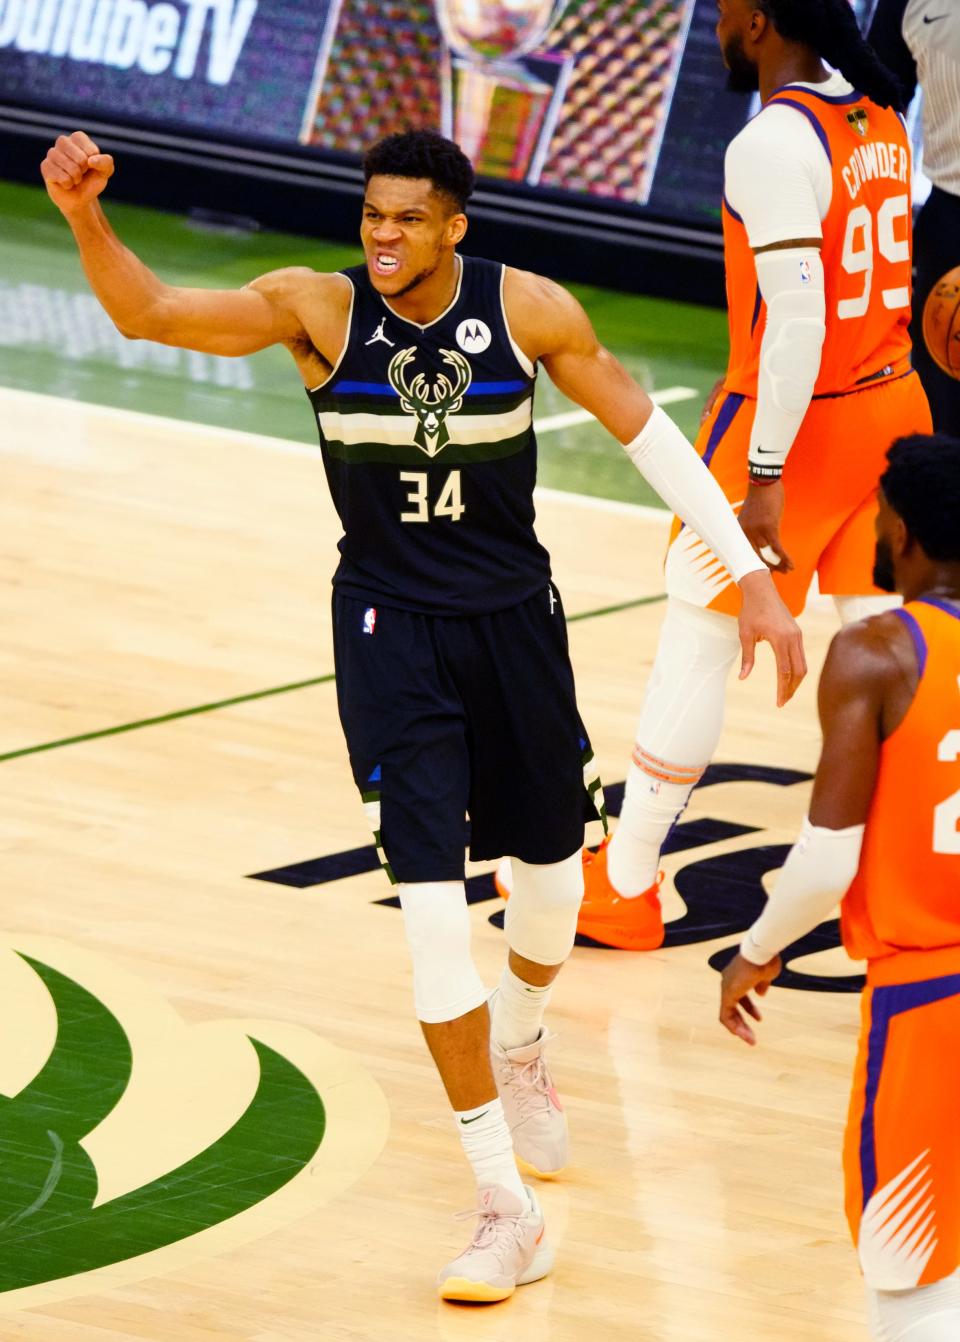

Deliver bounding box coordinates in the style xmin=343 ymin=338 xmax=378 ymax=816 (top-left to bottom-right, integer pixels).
xmin=724 ymin=104 xmax=832 ymax=474
xmin=623 ymin=407 xmax=764 ymax=582
xmin=747 ymin=248 xmax=827 ymax=474
xmin=740 ymin=817 xmax=865 ymax=965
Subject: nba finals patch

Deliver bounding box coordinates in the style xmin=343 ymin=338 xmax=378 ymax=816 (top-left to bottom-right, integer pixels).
xmin=847 ymin=107 xmax=869 ymax=137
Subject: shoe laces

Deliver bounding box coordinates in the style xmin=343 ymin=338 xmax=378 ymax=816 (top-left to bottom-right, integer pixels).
xmin=454 ymin=1203 xmax=527 ymax=1261
xmin=503 ymin=1049 xmax=554 ymax=1121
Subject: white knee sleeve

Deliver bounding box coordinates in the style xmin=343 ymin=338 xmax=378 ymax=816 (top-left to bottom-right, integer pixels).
xmin=834 ymin=593 xmax=902 ymax=625
xmin=398 ymin=881 xmax=487 ymax=1024
xmin=869 ymin=1270 xmax=960 ymax=1341
xmin=504 ymin=850 xmax=584 ymax=966
xmin=633 ymin=598 xmax=741 ymax=773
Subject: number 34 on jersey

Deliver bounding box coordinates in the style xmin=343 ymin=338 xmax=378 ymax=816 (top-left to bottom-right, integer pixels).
xmin=399 ymin=469 xmax=465 ymax=524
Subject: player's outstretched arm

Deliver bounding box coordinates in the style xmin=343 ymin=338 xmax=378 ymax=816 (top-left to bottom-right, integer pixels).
xmin=504 ymin=268 xmax=807 ymax=705
xmin=41 ymin=131 xmax=311 ymax=356
xmin=719 ymin=620 xmax=897 ymax=1044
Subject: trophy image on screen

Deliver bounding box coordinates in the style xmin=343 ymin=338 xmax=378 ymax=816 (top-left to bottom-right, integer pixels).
xmin=435 ymin=0 xmax=574 ymax=183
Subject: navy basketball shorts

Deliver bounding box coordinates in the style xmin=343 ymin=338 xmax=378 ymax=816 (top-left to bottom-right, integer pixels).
xmin=332 ymin=584 xmax=607 ymax=884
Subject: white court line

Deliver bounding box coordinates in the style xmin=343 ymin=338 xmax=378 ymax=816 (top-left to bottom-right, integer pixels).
xmin=0 ymin=384 xmax=691 ymax=518
xmin=535 ymin=487 xmax=671 ymax=522
xmin=534 ymin=385 xmax=697 ymax=435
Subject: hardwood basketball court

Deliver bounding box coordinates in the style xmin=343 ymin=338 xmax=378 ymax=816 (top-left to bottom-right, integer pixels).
xmin=0 ymin=385 xmax=867 ymax=1339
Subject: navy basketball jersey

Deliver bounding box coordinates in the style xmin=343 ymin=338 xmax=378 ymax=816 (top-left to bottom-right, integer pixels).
xmin=307 ymin=255 xmax=552 ymax=615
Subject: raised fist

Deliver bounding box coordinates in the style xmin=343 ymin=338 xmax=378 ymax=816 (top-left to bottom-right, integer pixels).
xmin=41 ymin=131 xmax=115 ymax=215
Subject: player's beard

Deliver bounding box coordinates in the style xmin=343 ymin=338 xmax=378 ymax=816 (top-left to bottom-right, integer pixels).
xmin=872 ymin=536 xmax=897 ymax=593
xmin=389 ymin=252 xmax=442 ymax=300
xmin=723 ymin=34 xmax=760 ymax=93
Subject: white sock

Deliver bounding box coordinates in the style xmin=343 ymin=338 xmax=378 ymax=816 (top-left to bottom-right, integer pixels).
xmin=455 ymin=1098 xmax=525 ymax=1200
xmin=491 ymin=967 xmax=551 ymax=1051
xmin=607 ymin=770 xmax=693 ymax=895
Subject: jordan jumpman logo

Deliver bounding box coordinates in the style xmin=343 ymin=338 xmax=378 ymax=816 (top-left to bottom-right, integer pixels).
xmin=365 ymin=318 xmax=396 ymax=348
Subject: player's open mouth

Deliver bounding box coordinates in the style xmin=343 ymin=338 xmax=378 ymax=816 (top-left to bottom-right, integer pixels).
xmin=373 ymin=254 xmax=400 ymax=276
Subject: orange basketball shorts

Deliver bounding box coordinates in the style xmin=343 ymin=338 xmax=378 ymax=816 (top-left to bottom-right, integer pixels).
xmin=665 ymin=371 xmax=932 ymax=617
xmin=843 ymin=955 xmax=960 ymax=1289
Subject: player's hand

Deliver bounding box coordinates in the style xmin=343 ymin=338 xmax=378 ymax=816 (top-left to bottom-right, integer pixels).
xmin=700 ymin=376 xmax=725 ymax=424
xmin=738 ymin=480 xmax=793 ymax=573
xmin=736 ymin=569 xmax=806 ymax=707
xmin=719 ymin=950 xmax=782 ymax=1046
xmin=41 ymin=132 xmax=115 ymax=216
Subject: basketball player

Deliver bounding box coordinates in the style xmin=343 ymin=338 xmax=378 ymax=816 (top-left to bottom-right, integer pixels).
xmin=720 ymin=433 xmax=960 ymax=1342
xmin=869 ymin=0 xmax=960 ymax=435
xmin=40 ymin=127 xmax=803 ymax=1300
xmin=540 ymin=0 xmax=935 ymax=950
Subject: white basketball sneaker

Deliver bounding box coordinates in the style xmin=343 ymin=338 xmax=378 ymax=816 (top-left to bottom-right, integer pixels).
xmin=437 ymin=1184 xmax=553 ymax=1303
xmin=491 ymin=1029 xmax=568 ymax=1178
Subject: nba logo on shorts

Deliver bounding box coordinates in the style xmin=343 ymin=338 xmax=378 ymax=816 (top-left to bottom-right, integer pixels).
xmin=799 ymin=260 xmax=812 ymax=285
xmin=363 ymin=607 xmax=377 ymax=635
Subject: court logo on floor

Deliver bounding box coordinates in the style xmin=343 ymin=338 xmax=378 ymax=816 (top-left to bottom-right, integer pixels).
xmin=252 ymin=762 xmax=864 ymax=995
xmin=0 ymin=937 xmax=388 ymax=1310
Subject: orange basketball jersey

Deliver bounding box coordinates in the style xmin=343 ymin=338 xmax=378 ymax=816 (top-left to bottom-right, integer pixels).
xmin=843 ymin=598 xmax=960 ymax=965
xmin=723 ymin=85 xmax=913 ymax=397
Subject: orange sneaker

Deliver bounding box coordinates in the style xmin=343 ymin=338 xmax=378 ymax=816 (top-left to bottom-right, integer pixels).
xmin=576 ymin=839 xmax=665 ymax=951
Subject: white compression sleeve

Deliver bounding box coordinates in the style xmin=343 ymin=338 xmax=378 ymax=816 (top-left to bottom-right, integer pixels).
xmin=624 ymin=407 xmax=764 ymax=582
xmin=398 ymin=881 xmax=488 ymax=1023
xmin=747 ymin=248 xmax=826 ymax=476
xmin=505 ymin=850 xmax=584 ymax=966
xmin=869 ymin=1270 xmax=960 ymax=1342
xmin=740 ymin=817 xmax=864 ymax=965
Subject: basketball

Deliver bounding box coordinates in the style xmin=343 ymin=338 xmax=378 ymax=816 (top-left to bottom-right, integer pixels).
xmin=922 ymin=265 xmax=960 ymax=379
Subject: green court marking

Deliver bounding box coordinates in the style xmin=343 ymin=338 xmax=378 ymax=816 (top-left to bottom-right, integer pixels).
xmin=0 ymin=593 xmax=666 ymax=764
xmin=0 ymin=674 xmax=336 ymax=763
xmin=0 ymin=956 xmax=325 ymax=1292
xmin=567 ymin=592 xmax=666 ymax=623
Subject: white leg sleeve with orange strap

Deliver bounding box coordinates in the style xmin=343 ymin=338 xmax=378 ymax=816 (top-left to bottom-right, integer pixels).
xmin=608 ymin=598 xmax=740 ymax=897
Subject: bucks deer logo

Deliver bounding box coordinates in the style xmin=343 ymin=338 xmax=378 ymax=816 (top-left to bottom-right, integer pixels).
xmin=388 ymin=346 xmax=473 ymax=456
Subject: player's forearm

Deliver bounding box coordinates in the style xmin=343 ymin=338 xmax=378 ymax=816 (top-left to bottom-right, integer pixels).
xmin=747 ymin=249 xmax=826 ymax=480
xmin=739 ymin=817 xmax=864 ymax=964
xmin=622 ymin=407 xmax=765 ymax=581
xmin=67 ymin=202 xmax=169 ymax=338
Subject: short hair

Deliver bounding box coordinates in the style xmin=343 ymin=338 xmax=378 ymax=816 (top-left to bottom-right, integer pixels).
xmin=362 ymin=130 xmax=475 ymax=213
xmin=759 ymin=0 xmax=904 ymax=110
xmin=880 ymin=434 xmax=960 ymax=562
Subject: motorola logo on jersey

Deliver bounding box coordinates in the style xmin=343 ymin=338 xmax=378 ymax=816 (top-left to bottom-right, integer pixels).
xmin=455 ymin=319 xmax=492 ymax=355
